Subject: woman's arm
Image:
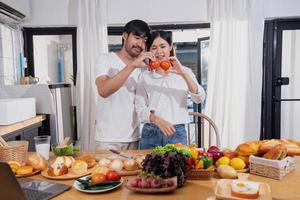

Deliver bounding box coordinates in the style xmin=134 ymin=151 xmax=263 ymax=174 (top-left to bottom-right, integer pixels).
xmin=169 ymin=56 xmax=206 ymax=104
xmin=135 ymin=74 xmax=176 ymax=136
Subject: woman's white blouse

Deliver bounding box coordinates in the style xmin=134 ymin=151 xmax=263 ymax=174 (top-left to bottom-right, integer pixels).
xmin=135 ymin=67 xmax=206 ymax=125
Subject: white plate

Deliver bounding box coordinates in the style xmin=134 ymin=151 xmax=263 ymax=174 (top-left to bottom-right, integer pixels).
xmin=73 ymin=175 xmax=123 ymax=193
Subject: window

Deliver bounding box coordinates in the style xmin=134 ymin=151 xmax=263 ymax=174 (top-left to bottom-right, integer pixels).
xmin=0 ymin=24 xmax=18 ymax=85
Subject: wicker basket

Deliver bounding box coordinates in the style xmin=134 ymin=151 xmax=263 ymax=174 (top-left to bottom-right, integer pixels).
xmin=186 ymin=168 xmax=216 ymax=180
xmin=249 ymin=155 xmax=295 ymax=180
xmin=0 ymin=140 xmax=29 ymax=165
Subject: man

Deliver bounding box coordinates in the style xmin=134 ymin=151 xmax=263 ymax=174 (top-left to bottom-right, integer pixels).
xmin=94 ymin=19 xmax=153 ymax=150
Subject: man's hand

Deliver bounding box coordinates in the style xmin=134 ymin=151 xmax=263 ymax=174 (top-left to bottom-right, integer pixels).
xmin=130 ymin=52 xmax=155 ymax=69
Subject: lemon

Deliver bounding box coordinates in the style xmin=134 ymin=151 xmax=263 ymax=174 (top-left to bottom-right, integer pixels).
xmin=230 ymin=157 xmax=246 ymax=170
xmin=216 ymin=156 xmax=231 ymax=166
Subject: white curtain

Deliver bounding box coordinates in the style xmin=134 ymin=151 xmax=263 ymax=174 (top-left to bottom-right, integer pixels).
xmin=281 ymin=30 xmax=300 ymax=141
xmin=76 ymin=0 xmax=108 ymax=150
xmin=205 ymin=0 xmax=264 ymax=148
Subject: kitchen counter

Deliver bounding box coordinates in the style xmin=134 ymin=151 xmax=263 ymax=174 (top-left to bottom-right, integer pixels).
xmin=28 ymin=150 xmax=300 ymax=200
xmin=0 ymin=115 xmax=46 ymax=137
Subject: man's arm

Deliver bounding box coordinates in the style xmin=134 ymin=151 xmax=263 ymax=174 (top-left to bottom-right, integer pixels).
xmin=96 ymin=62 xmax=135 ymax=98
xmin=96 ymin=52 xmax=154 ymax=98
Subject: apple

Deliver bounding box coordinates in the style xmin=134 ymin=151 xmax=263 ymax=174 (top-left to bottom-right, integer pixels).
xmin=212 ymin=151 xmax=224 ymax=163
xmin=223 ymin=150 xmax=238 ymax=159
xmin=207 ymin=146 xmax=220 ymax=153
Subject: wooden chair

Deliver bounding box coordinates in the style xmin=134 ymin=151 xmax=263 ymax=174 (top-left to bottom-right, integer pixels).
xmin=187 ymin=112 xmax=220 ymax=148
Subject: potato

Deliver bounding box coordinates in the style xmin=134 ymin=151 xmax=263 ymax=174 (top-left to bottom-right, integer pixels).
xmin=217 ymin=165 xmax=238 ymax=179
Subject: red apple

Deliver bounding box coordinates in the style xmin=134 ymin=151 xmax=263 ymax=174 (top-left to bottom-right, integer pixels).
xmin=223 ymin=150 xmax=238 ymax=159
xmin=212 ymin=151 xmax=224 ymax=163
xmin=207 ymin=146 xmax=220 ymax=153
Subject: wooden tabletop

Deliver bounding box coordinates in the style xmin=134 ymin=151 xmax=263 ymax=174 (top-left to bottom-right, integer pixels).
xmin=27 ymin=150 xmax=300 ymax=200
xmin=0 ymin=115 xmax=46 ymax=136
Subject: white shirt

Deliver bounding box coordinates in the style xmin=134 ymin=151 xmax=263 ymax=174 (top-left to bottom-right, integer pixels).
xmin=94 ymin=52 xmax=141 ymax=142
xmin=135 ymin=67 xmax=206 ymax=125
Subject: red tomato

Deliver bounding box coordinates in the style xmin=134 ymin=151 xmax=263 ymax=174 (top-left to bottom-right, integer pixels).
xmin=149 ymin=61 xmax=160 ymax=70
xmin=91 ymin=173 xmax=106 ymax=184
xmin=106 ymin=170 xmax=121 ymax=181
xmin=160 ymin=60 xmax=171 ymax=71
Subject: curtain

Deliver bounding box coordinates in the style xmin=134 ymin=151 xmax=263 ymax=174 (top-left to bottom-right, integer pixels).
xmin=205 ymin=0 xmax=264 ymax=148
xmin=281 ymin=30 xmax=300 ymax=141
xmin=76 ymin=0 xmax=108 ymax=150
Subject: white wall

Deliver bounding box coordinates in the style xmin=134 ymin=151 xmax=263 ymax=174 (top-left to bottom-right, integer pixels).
xmin=106 ymin=0 xmax=209 ymax=25
xmin=24 ymin=0 xmax=209 ymax=27
xmin=22 ymin=0 xmax=70 ymax=27
xmin=23 ymin=0 xmax=300 ymax=27
xmin=264 ymin=0 xmax=300 ymax=19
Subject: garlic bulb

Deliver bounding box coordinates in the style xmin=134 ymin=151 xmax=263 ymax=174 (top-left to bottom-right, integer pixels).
xmin=98 ymin=158 xmax=111 ymax=167
xmin=110 ymin=159 xmax=123 ymax=172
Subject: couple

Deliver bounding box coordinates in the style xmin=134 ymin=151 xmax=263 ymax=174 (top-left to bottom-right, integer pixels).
xmin=94 ymin=19 xmax=206 ymax=150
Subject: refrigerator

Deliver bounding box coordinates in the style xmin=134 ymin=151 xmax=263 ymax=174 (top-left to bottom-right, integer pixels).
xmin=48 ymin=83 xmax=75 ymax=145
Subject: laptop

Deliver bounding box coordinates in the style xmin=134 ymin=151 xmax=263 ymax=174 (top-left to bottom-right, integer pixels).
xmin=0 ymin=162 xmax=71 ymax=200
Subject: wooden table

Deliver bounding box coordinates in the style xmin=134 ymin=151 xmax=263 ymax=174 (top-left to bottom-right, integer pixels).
xmin=28 ymin=150 xmax=300 ymax=200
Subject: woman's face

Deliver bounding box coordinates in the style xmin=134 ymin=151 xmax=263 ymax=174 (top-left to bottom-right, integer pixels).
xmin=149 ymin=36 xmax=172 ymax=61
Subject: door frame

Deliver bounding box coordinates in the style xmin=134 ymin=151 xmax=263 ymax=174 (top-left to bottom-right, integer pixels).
xmin=23 ymin=27 xmax=77 ymax=84
xmin=261 ymin=18 xmax=300 ymax=139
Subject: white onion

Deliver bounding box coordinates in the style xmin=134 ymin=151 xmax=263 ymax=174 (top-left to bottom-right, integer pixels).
xmin=110 ymin=159 xmax=123 ymax=172
xmin=98 ymin=158 xmax=111 ymax=167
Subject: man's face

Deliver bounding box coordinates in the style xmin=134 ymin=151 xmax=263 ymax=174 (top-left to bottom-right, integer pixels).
xmin=123 ymin=33 xmax=147 ymax=58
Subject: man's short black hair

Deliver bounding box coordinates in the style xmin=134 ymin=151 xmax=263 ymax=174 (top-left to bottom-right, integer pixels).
xmin=123 ymin=19 xmax=151 ymax=39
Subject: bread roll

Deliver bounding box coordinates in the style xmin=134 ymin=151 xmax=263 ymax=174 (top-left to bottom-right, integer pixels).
xmin=263 ymin=144 xmax=287 ymax=160
xmin=78 ymin=154 xmax=96 ymax=168
xmin=63 ymin=156 xmax=73 ymax=168
xmin=16 ymin=166 xmax=33 ymax=175
xmin=50 ymin=156 xmax=65 ymax=169
xmin=26 ymin=152 xmax=47 ymax=170
xmin=71 ymin=160 xmax=88 ymax=175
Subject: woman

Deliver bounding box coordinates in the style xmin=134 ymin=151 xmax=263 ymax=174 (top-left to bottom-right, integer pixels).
xmin=135 ymin=30 xmax=206 ymax=149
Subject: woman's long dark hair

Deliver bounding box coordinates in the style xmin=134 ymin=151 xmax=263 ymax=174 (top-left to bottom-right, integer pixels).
xmin=147 ymin=30 xmax=175 ymax=56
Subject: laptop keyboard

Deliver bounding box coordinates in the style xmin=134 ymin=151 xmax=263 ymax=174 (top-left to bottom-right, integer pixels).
xmin=23 ymin=188 xmax=52 ymax=200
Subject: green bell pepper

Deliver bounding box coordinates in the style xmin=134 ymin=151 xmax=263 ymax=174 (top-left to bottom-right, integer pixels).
xmin=198 ymin=156 xmax=213 ymax=169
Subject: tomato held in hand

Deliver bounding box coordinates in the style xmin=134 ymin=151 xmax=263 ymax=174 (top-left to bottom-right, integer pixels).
xmin=149 ymin=60 xmax=160 ymax=70
xmin=106 ymin=170 xmax=121 ymax=181
xmin=91 ymin=173 xmax=106 ymax=184
xmin=160 ymin=60 xmax=171 ymax=71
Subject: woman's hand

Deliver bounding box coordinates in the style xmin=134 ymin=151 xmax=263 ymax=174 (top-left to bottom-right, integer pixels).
xmin=169 ymin=56 xmax=187 ymax=75
xmin=150 ymin=114 xmax=176 ymax=136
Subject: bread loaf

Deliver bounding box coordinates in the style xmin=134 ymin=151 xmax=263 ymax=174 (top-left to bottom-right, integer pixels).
xmin=236 ymin=142 xmax=261 ymax=156
xmin=26 ymin=152 xmax=47 ymax=170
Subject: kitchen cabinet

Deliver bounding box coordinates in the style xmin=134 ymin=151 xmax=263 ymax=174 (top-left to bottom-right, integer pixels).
xmin=2 ymin=122 xmax=41 ymax=151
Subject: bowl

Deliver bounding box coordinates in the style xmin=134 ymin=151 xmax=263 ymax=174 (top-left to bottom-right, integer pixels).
xmin=52 ymin=143 xmax=80 ymax=156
